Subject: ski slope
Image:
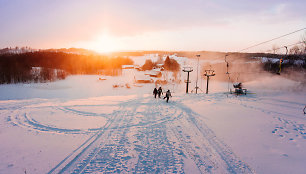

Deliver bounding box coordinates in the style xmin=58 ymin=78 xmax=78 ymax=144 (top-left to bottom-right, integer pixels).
xmin=1 ymin=90 xmax=305 ymax=173
xmin=1 ymin=94 xmax=256 ymax=173
xmin=0 ymin=55 xmax=306 ymax=173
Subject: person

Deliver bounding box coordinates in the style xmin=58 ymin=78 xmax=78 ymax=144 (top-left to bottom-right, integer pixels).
xmin=158 ymin=87 xmax=163 ymax=98
xmin=163 ymin=89 xmax=172 ymax=103
xmin=153 ymin=87 xmax=158 ymax=98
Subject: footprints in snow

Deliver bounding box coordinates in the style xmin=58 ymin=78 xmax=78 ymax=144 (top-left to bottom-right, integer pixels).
xmin=272 ymin=117 xmax=306 ymax=141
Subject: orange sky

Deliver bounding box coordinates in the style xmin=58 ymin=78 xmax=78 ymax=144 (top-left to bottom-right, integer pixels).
xmin=0 ymin=0 xmax=305 ymax=53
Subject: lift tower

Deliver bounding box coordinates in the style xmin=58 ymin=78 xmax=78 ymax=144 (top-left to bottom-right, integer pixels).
xmin=183 ymin=67 xmax=193 ymax=93
xmin=204 ymin=69 xmax=215 ymax=94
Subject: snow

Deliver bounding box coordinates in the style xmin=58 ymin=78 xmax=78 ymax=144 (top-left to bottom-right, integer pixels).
xmin=0 ymin=54 xmax=306 ymax=174
xmin=121 ymin=65 xmax=134 ymax=69
xmin=182 ymin=92 xmax=306 ymax=174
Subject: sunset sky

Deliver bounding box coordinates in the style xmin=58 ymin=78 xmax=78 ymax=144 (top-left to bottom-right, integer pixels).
xmin=0 ymin=0 xmax=305 ymax=53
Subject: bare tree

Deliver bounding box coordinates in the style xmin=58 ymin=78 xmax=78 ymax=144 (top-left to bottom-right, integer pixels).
xmin=272 ymin=44 xmax=278 ymax=54
xmin=290 ymin=45 xmax=300 ymax=55
xmin=301 ymin=31 xmax=306 ymax=54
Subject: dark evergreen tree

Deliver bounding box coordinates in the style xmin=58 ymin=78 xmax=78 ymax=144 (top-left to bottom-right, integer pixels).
xmin=164 ymin=56 xmax=180 ymax=71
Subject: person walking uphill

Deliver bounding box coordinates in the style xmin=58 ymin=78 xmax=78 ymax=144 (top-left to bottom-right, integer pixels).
xmin=164 ymin=90 xmax=172 ymax=103
xmin=158 ymin=87 xmax=163 ymax=98
xmin=153 ymin=87 xmax=158 ymax=98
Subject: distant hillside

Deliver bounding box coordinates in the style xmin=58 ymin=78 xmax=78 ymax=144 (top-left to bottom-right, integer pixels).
xmin=110 ymin=50 xmax=305 ymax=61
xmin=43 ymin=48 xmax=98 ymax=55
xmin=2 ymin=47 xmax=305 ymax=61
xmin=0 ymin=47 xmax=98 ymax=55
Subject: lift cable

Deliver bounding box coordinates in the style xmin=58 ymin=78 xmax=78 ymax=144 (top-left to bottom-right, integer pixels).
xmin=200 ymin=28 xmax=306 ymax=93
xmin=237 ymin=27 xmax=306 ymax=53
xmin=220 ymin=27 xmax=306 ymax=60
xmin=219 ymin=28 xmax=306 ymax=75
xmin=265 ymin=41 xmax=305 ymax=53
xmin=223 ymin=39 xmax=305 ymax=76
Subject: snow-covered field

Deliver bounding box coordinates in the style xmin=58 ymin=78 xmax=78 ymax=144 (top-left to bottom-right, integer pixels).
xmin=0 ymin=55 xmax=305 ymax=174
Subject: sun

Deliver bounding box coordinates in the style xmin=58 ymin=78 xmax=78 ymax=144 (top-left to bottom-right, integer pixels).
xmin=94 ymin=34 xmax=119 ymax=53
xmin=82 ymin=33 xmax=121 ymax=53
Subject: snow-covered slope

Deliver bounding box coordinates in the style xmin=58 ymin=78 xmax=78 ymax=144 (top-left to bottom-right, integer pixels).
xmin=0 ymin=55 xmax=305 ymax=174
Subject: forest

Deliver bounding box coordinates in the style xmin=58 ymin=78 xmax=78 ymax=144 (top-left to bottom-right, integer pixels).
xmin=0 ymin=51 xmax=133 ymax=84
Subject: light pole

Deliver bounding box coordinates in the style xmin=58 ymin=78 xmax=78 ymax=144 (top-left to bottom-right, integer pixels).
xmin=225 ymin=54 xmax=229 ymax=74
xmin=195 ymin=54 xmax=200 ymax=94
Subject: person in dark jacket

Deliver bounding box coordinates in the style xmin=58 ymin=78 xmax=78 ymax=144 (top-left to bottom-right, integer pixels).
xmin=158 ymin=87 xmax=163 ymax=98
xmin=153 ymin=87 xmax=158 ymax=98
xmin=163 ymin=89 xmax=172 ymax=103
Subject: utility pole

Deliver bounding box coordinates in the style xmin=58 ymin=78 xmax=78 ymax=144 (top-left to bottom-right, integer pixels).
xmin=224 ymin=54 xmax=229 ymax=74
xmin=183 ymin=67 xmax=193 ymax=93
xmin=195 ymin=55 xmax=200 ymax=94
xmin=224 ymin=54 xmax=230 ymax=93
xmin=204 ymin=69 xmax=215 ymax=94
xmin=227 ymin=73 xmax=231 ymax=94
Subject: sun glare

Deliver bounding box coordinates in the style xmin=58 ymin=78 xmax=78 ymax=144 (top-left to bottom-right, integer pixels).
xmin=86 ymin=33 xmax=120 ymax=53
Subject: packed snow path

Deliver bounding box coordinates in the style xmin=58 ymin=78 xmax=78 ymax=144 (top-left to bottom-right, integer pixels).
xmin=12 ymin=96 xmax=253 ymax=174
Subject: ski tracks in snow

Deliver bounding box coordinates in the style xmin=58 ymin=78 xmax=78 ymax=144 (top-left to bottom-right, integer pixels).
xmin=45 ymin=96 xmax=254 ymax=174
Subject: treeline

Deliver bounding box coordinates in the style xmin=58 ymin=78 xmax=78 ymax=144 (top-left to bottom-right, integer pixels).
xmin=141 ymin=56 xmax=180 ymax=71
xmin=173 ymin=51 xmax=306 ymax=60
xmin=0 ymin=51 xmax=133 ymax=84
xmin=262 ymin=56 xmax=306 ymax=73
